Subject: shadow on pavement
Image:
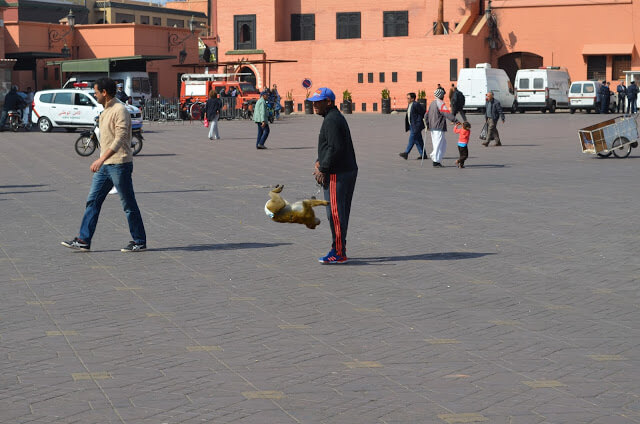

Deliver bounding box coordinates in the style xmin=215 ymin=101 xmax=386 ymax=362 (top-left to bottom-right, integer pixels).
xmin=153 ymin=242 xmax=293 ymax=251
xmin=276 ymin=146 xmax=315 ymax=150
xmin=135 ymin=153 xmax=177 ymax=157
xmin=137 ymin=189 xmax=214 ymax=194
xmin=464 ymin=164 xmax=509 ymax=168
xmin=0 ymin=184 xmax=48 ymax=188
xmin=349 ymin=251 xmax=495 ymax=265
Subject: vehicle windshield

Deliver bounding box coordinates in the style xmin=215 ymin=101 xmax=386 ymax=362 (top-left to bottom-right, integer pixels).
xmin=240 ymin=83 xmax=259 ymax=94
xmin=570 ymin=84 xmax=582 ymax=94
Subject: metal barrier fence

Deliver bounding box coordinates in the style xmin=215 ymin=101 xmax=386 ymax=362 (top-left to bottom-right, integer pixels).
xmin=141 ymin=98 xmax=182 ymax=122
xmin=141 ymin=97 xmax=252 ymax=122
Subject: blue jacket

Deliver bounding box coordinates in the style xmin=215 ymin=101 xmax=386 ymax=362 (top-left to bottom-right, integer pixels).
xmin=627 ymin=83 xmax=639 ymax=99
xmin=405 ymin=101 xmax=425 ymax=132
xmin=485 ymin=99 xmax=505 ymax=122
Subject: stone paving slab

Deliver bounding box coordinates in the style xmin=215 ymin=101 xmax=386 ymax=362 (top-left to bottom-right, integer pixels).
xmin=1 ymin=111 xmax=639 ymax=423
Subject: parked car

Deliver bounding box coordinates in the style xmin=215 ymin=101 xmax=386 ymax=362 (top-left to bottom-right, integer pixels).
xmin=31 ymin=86 xmax=142 ymax=132
xmin=568 ymin=80 xmax=617 ymax=114
xmin=515 ymin=67 xmax=571 ymax=113
xmin=457 ymin=63 xmax=516 ymax=113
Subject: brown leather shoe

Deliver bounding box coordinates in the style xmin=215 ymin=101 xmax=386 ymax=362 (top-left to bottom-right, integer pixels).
xmin=494 ymin=142 xmax=502 ymax=146
xmin=481 ymin=141 xmax=489 ymax=147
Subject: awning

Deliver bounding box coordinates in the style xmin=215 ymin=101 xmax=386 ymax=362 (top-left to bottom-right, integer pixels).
xmin=5 ymin=52 xmax=70 ymax=71
xmin=47 ymin=55 xmax=175 ymax=73
xmin=582 ymin=44 xmax=634 ymax=55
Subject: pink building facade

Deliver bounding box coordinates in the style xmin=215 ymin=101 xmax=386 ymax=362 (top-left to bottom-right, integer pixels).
xmin=211 ymin=0 xmax=640 ymax=111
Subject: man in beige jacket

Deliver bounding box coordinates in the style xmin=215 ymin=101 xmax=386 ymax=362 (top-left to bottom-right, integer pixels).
xmin=62 ymin=77 xmax=146 ymax=252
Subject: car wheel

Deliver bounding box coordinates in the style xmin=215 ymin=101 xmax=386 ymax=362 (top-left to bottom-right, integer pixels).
xmin=549 ymin=102 xmax=556 ymax=113
xmin=38 ymin=117 xmax=52 ymax=132
xmin=519 ymin=108 xmax=525 ymax=113
xmin=540 ymin=107 xmax=547 ymax=113
xmin=570 ymin=108 xmax=576 ymax=114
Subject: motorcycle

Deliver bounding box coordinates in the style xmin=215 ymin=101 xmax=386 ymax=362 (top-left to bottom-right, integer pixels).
xmin=7 ymin=110 xmax=32 ymax=132
xmin=75 ymin=116 xmax=144 ymax=157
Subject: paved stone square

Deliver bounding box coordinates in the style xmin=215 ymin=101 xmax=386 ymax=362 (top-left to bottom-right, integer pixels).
xmin=1 ymin=110 xmax=639 ymax=424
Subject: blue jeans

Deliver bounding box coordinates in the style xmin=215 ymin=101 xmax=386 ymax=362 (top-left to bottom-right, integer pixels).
xmin=405 ymin=130 xmax=425 ymax=156
xmin=628 ymin=97 xmax=638 ymax=114
xmin=78 ymin=162 xmax=146 ymax=245
xmin=256 ymin=123 xmax=270 ymax=147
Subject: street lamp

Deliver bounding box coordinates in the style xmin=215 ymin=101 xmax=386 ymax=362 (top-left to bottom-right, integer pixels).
xmin=168 ymin=16 xmax=196 ymax=51
xmin=48 ymin=10 xmax=76 ymax=48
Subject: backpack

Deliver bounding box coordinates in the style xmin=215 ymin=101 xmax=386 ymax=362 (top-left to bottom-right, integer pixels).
xmin=453 ymin=90 xmax=465 ymax=107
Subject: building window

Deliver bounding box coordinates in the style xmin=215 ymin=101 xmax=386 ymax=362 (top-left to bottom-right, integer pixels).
xmin=379 ymin=72 xmax=385 ymax=83
xmin=358 ymin=73 xmax=363 ymax=83
xmin=54 ymin=68 xmax=59 ymax=81
xmin=383 ymin=11 xmax=408 ymax=37
xmin=337 ymin=12 xmax=360 ymax=39
xmin=116 ymin=13 xmax=135 ymax=23
xmin=613 ymin=55 xmax=631 ymax=81
xmin=587 ymin=55 xmax=606 ymax=81
xmin=465 ymin=58 xmax=470 ymax=68
xmin=291 ymin=14 xmax=315 ymax=41
xmin=392 ymin=72 xmax=398 ymax=82
xmin=167 ymin=18 xmax=184 ymax=28
xmin=417 ymin=71 xmax=422 ymax=82
xmin=433 ymin=22 xmax=449 ymax=35
xmin=44 ymin=67 xmax=48 ymax=80
xmin=450 ymin=59 xmax=458 ymax=81
xmin=153 ymin=17 xmax=161 ymax=26
xmin=368 ymin=72 xmax=373 ymax=83
xmin=234 ymin=15 xmax=256 ymax=50
xmin=361 ymin=103 xmax=366 ymax=112
xmin=140 ymin=15 xmax=149 ymax=25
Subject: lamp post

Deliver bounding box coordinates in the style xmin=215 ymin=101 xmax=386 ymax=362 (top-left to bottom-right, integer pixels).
xmin=168 ymin=16 xmax=196 ymax=52
xmin=48 ymin=9 xmax=76 ymax=51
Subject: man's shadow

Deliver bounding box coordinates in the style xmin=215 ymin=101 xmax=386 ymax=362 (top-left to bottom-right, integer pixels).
xmin=153 ymin=242 xmax=292 ymax=252
xmin=349 ymin=251 xmax=495 ymax=265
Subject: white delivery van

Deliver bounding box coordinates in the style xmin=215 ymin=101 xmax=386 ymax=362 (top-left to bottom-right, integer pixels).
xmin=63 ymin=72 xmax=152 ymax=106
xmin=568 ymin=80 xmax=616 ymax=114
xmin=457 ymin=63 xmax=516 ymax=113
xmin=515 ymin=67 xmax=570 ymax=113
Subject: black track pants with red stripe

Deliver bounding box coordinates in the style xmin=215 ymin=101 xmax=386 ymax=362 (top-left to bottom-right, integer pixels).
xmin=323 ymin=169 xmax=357 ymax=256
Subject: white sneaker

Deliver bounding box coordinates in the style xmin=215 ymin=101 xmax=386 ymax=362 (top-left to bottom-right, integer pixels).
xmin=108 ymin=187 xmax=118 ymax=195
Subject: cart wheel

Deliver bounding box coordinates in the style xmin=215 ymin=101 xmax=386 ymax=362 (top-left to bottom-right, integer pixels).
xmin=612 ymin=136 xmax=631 ymax=158
xmin=596 ymin=151 xmax=612 ymax=158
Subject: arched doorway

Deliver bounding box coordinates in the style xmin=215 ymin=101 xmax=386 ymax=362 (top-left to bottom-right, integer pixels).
xmin=237 ymin=65 xmax=257 ymax=89
xmin=498 ymin=52 xmax=543 ymax=83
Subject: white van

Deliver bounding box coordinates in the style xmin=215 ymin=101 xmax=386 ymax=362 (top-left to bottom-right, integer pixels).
xmin=457 ymin=63 xmax=516 ymax=113
xmin=515 ymin=67 xmax=570 ymax=113
xmin=63 ymin=72 xmax=151 ymax=106
xmin=568 ymin=80 xmax=617 ymax=114
xmin=31 ymin=86 xmax=142 ymax=132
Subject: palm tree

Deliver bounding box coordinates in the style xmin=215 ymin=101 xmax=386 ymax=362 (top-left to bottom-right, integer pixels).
xmin=435 ymin=0 xmax=445 ymax=35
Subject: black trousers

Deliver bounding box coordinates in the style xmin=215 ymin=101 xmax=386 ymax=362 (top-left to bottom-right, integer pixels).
xmin=323 ymin=169 xmax=357 ymax=256
xmin=458 ymin=145 xmax=468 ymax=165
xmin=618 ymin=96 xmax=626 ymax=113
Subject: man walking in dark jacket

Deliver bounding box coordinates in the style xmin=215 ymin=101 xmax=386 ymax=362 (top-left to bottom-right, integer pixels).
xmin=482 ymin=92 xmax=505 ymax=146
xmin=399 ymin=92 xmax=426 ymax=160
xmin=450 ymin=85 xmax=467 ymax=122
xmin=616 ymin=81 xmax=627 ymax=114
xmin=309 ymin=87 xmax=358 ymax=264
xmin=627 ymin=81 xmax=639 ymax=114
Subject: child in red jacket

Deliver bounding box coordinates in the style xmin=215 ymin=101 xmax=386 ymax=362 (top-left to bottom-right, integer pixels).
xmin=454 ymin=121 xmax=471 ymax=168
